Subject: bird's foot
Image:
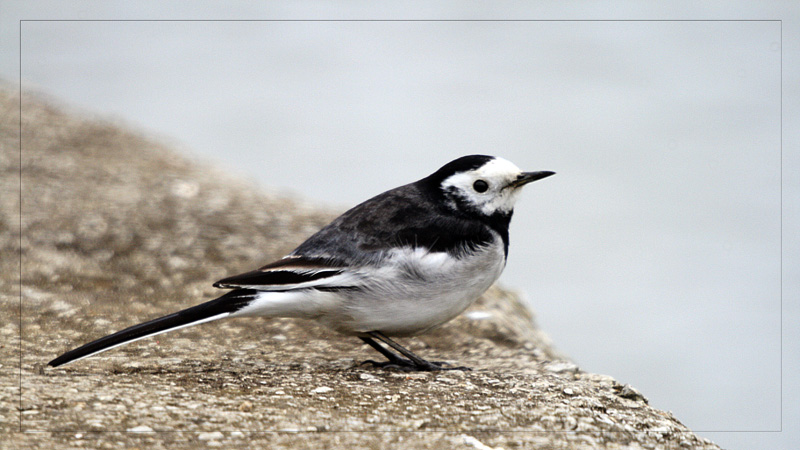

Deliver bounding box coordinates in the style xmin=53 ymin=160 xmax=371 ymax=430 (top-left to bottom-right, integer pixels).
xmin=360 ymin=359 xmax=471 ymax=372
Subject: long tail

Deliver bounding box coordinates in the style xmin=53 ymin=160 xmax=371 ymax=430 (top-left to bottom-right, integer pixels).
xmin=48 ymin=289 xmax=258 ymax=367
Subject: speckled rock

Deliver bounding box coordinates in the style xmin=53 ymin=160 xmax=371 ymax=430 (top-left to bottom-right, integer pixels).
xmin=0 ymin=87 xmax=721 ymax=449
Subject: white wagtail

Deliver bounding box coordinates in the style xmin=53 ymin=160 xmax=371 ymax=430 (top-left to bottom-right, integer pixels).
xmin=49 ymin=155 xmax=554 ymax=371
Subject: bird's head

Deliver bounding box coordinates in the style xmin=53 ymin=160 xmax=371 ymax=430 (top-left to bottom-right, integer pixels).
xmin=423 ymin=155 xmax=554 ymax=217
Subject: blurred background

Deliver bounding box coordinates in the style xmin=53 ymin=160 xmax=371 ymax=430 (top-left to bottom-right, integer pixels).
xmin=3 ymin=2 xmax=797 ymax=450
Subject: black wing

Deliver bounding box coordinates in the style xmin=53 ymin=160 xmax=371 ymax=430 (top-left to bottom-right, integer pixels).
xmin=213 ymin=255 xmax=353 ymax=290
xmin=290 ymin=182 xmax=503 ymax=263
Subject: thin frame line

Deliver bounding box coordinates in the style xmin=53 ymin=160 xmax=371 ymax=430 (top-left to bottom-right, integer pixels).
xmin=16 ymin=18 xmax=784 ymax=436
xmin=16 ymin=429 xmax=783 ymax=434
xmin=779 ymin=18 xmax=783 ymax=434
xmin=18 ymin=19 xmax=23 ymax=434
xmin=18 ymin=19 xmax=781 ymax=22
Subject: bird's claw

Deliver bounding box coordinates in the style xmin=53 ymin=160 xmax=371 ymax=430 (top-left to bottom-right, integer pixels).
xmin=360 ymin=359 xmax=471 ymax=372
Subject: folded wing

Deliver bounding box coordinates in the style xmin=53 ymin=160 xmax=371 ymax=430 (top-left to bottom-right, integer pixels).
xmin=213 ymin=255 xmax=357 ymax=291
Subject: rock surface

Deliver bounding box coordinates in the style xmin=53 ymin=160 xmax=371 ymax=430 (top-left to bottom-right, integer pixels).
xmin=0 ymin=87 xmax=722 ymax=449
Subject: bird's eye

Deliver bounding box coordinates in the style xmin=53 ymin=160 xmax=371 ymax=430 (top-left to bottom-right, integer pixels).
xmin=473 ymin=179 xmax=489 ymax=193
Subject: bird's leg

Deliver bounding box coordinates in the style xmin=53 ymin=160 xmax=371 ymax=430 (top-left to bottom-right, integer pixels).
xmin=360 ymin=331 xmax=471 ymax=372
xmin=359 ymin=336 xmax=414 ymax=368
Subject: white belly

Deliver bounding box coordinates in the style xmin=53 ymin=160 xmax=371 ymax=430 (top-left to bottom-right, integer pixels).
xmin=320 ymin=241 xmax=507 ymax=336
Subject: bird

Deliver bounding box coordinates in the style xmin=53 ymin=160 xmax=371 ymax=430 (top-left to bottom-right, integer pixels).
xmin=48 ymin=155 xmax=554 ymax=372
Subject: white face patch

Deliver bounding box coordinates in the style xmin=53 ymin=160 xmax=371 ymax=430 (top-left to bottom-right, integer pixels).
xmin=439 ymin=157 xmax=525 ymax=215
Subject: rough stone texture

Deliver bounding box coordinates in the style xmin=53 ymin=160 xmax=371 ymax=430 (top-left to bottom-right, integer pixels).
xmin=0 ymin=87 xmax=722 ymax=449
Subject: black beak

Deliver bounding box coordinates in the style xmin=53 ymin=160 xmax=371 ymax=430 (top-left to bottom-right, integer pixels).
xmin=507 ymin=171 xmax=555 ymax=189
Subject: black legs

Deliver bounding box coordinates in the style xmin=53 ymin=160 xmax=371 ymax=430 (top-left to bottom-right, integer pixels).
xmin=359 ymin=331 xmax=470 ymax=372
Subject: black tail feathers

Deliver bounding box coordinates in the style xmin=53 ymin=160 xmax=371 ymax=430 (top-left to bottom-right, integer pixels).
xmin=48 ymin=289 xmax=257 ymax=367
